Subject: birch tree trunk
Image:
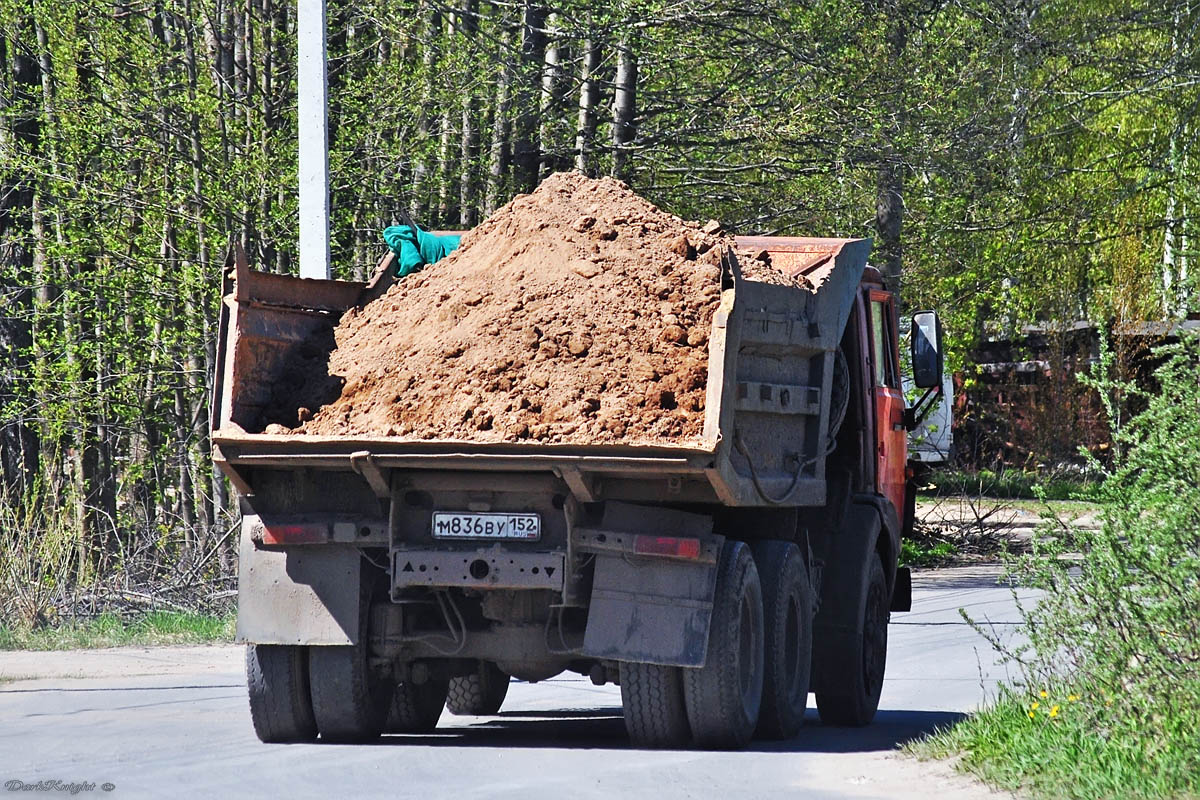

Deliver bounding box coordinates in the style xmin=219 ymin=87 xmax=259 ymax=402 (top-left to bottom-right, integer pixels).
xmin=610 ymin=32 xmax=638 ymax=184
xmin=538 ymin=12 xmax=562 ymax=177
xmin=486 ymin=23 xmax=514 ymax=214
xmin=512 ymin=0 xmax=546 ymax=191
xmin=437 ymin=9 xmax=459 ymax=223
xmin=459 ymin=0 xmax=480 ymax=225
xmin=411 ymin=4 xmax=441 ymax=218
xmin=574 ymin=37 xmax=601 ymax=174
xmin=1162 ymin=5 xmax=1190 ymax=318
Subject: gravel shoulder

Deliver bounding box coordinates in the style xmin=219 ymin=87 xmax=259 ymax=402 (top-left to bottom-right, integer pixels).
xmin=0 ymin=644 xmax=241 ymax=683
xmin=912 ymin=494 xmax=1102 ymax=566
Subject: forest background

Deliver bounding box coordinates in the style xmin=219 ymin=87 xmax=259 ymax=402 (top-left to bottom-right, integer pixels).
xmin=0 ymin=0 xmax=1196 ymax=615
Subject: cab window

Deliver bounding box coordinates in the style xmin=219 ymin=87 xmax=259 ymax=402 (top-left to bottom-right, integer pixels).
xmin=870 ymin=298 xmax=898 ymax=388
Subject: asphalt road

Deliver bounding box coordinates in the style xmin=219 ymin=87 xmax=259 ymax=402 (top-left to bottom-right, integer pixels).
xmin=0 ymin=567 xmax=1026 ymax=800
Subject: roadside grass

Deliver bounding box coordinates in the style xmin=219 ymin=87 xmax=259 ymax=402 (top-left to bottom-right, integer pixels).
xmin=915 ymin=492 xmax=1102 ymax=519
xmin=899 ymin=536 xmax=957 ymax=567
xmin=919 ymin=468 xmax=1101 ymax=502
xmin=909 ymin=685 xmax=1200 ymax=800
xmin=991 ymin=496 xmax=1102 ymax=516
xmin=0 ymin=611 xmax=235 ymax=651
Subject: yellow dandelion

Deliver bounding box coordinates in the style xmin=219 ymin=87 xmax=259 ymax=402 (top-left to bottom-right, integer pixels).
xmin=1027 ymin=710 xmax=1036 ymax=719
xmin=1068 ymin=694 xmax=1079 ymax=703
xmin=1030 ymin=701 xmax=1040 ymax=711
xmin=1039 ymin=689 xmax=1048 ymax=698
xmin=1049 ymin=705 xmax=1060 ymax=718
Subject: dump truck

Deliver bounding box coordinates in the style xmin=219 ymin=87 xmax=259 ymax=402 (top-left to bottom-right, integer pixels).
xmin=212 ymin=234 xmax=944 ymax=749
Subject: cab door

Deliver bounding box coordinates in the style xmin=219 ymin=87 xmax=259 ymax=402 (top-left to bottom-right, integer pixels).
xmin=868 ymin=290 xmax=906 ymax=515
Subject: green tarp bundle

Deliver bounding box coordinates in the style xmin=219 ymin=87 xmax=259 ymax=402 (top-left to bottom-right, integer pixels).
xmin=382 ymin=224 xmax=462 ymax=277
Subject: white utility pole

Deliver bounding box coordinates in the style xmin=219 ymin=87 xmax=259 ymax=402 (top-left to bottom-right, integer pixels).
xmin=298 ymin=0 xmax=332 ymax=280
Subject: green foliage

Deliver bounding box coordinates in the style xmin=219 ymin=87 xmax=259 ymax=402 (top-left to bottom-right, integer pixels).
xmin=1020 ymin=338 xmax=1200 ymax=714
xmin=0 ymin=611 xmax=235 ymax=651
xmin=927 ymin=339 xmax=1200 ymax=797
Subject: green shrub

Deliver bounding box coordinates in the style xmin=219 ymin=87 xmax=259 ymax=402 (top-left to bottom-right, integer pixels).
xmin=928 ymin=337 xmax=1200 ymax=798
xmin=900 ymin=537 xmax=957 ymax=567
xmin=0 ymin=479 xmax=80 ymax=629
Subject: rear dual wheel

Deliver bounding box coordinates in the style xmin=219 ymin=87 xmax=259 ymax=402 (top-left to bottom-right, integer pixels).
xmin=308 ymin=573 xmax=395 ymax=742
xmin=446 ymin=661 xmax=509 ymax=716
xmin=247 ymin=640 xmax=396 ymax=744
xmin=682 ymin=540 xmax=765 ymax=750
xmin=620 ymin=541 xmax=766 ymax=750
xmin=752 ymin=540 xmax=813 ymax=739
xmin=621 ymin=661 xmax=692 ymax=748
xmin=246 ymin=644 xmax=317 ymax=743
xmin=388 ymin=676 xmax=449 ymax=733
xmin=308 ymin=638 xmax=394 ymax=742
xmin=249 ymin=643 xmax=448 ymax=740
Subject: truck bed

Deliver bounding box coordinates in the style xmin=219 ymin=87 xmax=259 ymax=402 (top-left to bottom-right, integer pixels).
xmin=211 ymin=236 xmax=868 ymax=507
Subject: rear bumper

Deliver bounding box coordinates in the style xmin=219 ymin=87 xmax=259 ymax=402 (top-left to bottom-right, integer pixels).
xmin=391 ymin=546 xmax=565 ymax=592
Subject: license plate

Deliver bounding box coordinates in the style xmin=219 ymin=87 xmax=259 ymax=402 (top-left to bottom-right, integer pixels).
xmin=432 ymin=512 xmax=541 ymax=541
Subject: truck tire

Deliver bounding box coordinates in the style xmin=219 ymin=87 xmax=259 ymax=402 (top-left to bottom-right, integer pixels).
xmin=683 ymin=540 xmax=764 ymax=749
xmin=751 ymin=540 xmax=813 ymax=740
xmin=387 ymin=677 xmax=449 ymax=733
xmin=621 ymin=661 xmax=692 ymax=748
xmin=815 ymin=553 xmax=888 ymax=726
xmin=308 ymin=640 xmax=394 ymax=742
xmin=245 ymin=644 xmax=318 ymax=743
xmin=446 ymin=661 xmax=509 ymax=716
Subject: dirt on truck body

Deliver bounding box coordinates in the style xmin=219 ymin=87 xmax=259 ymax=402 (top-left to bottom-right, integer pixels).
xmin=258 ymin=172 xmax=820 ymax=444
xmin=275 ymin=173 xmax=727 ymax=444
xmin=212 ymin=173 xmax=945 ymax=749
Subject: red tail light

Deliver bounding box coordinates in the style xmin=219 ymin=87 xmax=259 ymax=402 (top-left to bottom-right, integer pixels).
xmin=633 ymin=535 xmax=702 ymax=560
xmin=259 ymin=523 xmax=328 ymax=545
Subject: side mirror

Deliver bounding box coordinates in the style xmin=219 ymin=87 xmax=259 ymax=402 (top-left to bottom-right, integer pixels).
xmin=910 ymin=311 xmax=943 ymax=389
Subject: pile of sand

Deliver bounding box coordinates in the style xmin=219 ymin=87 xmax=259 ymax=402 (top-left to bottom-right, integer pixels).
xmin=269 ymin=173 xmax=756 ymax=444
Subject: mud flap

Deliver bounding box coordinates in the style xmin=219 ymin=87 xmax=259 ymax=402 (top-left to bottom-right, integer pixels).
xmin=581 ymin=554 xmax=718 ymax=667
xmin=236 ymin=516 xmax=363 ymax=645
xmin=891 ymin=566 xmax=912 ymax=612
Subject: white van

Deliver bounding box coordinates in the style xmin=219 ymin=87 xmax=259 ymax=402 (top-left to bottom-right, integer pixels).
xmin=904 ymin=374 xmax=953 ymax=464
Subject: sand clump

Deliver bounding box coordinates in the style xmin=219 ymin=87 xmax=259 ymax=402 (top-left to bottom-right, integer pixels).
xmin=274 ymin=173 xmax=754 ymax=444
